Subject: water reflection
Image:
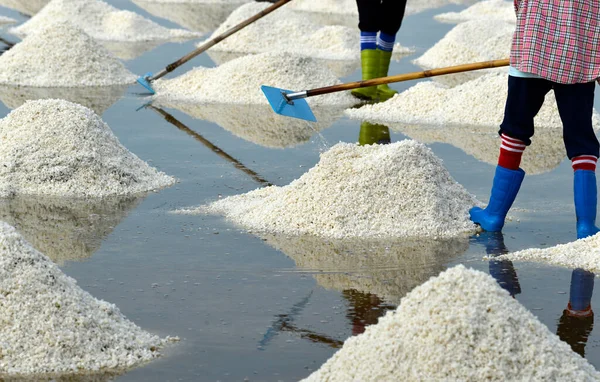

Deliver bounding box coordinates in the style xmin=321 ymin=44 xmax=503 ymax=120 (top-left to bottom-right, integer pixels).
xmin=480 ymin=232 xmax=596 ymax=357
xmin=358 ymin=121 xmax=391 ymax=146
xmin=393 ymin=124 xmax=566 ymax=175
xmin=343 ymin=289 xmax=395 ymax=335
xmin=0 ymin=195 xmax=142 ymax=264
xmin=99 ymin=40 xmax=166 ymax=61
xmin=131 ymin=0 xmax=244 ymax=34
xmin=0 ymin=84 xmax=128 ymax=115
xmin=152 ymin=101 xmax=345 ymax=148
xmin=261 ymin=234 xmax=470 ymax=305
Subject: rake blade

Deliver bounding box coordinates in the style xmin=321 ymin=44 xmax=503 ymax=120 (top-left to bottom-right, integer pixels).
xmin=261 ymin=85 xmax=316 ymax=122
xmin=137 ymin=72 xmax=156 ymax=94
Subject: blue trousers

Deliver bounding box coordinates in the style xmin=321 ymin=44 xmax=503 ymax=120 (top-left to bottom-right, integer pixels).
xmin=500 ymin=76 xmax=599 ymax=159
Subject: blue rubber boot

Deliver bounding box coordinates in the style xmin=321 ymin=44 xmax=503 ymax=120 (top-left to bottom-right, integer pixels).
xmin=470 ymin=166 xmax=525 ymax=232
xmin=574 ymin=169 xmax=600 ymax=239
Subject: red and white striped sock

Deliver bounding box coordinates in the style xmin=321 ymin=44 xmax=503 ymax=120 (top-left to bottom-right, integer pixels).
xmin=498 ymin=133 xmax=526 ymax=170
xmin=572 ymin=155 xmax=598 ymax=171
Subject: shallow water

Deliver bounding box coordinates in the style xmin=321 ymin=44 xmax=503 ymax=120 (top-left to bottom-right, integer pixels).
xmin=1 ymin=2 xmax=600 ymax=381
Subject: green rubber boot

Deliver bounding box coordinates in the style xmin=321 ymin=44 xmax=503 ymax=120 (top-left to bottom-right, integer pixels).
xmin=358 ymin=121 xmax=391 ymax=146
xmin=376 ymin=49 xmax=398 ymax=101
xmin=351 ymin=49 xmax=379 ymax=101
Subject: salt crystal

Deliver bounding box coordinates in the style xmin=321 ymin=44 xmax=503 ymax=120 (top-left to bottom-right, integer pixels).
xmin=0 ymin=22 xmax=136 ymax=87
xmin=153 ymin=52 xmax=356 ymax=106
xmin=302 ymin=265 xmax=600 ymax=381
xmin=0 ymin=99 xmax=176 ymax=197
xmin=11 ymin=0 xmax=199 ymax=42
xmin=0 ymin=221 xmax=170 ymax=375
xmin=181 ymin=140 xmax=480 ymax=239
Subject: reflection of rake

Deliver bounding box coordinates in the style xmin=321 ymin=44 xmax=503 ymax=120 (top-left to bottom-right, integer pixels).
xmin=258 ymin=290 xmax=313 ymax=350
xmin=146 ymin=105 xmax=273 ymax=187
xmin=0 ymin=36 xmax=15 ymax=51
xmin=280 ymin=321 xmax=343 ymax=349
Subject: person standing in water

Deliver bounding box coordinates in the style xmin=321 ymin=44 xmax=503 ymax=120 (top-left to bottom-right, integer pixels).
xmin=470 ymin=0 xmax=600 ymax=239
xmin=351 ymin=0 xmax=408 ymax=102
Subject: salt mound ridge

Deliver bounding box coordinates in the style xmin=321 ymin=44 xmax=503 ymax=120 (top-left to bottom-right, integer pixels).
xmin=189 ymin=141 xmax=479 ymax=239
xmin=11 ymin=0 xmax=199 ymax=41
xmin=302 ymin=265 xmax=600 ymax=381
xmin=204 ymin=2 xmax=357 ymax=60
xmin=435 ymin=0 xmax=515 ymax=24
xmin=497 ymin=233 xmax=600 ymax=273
xmin=345 ymin=72 xmax=581 ymax=129
xmin=0 ymin=22 xmax=136 ymax=87
xmin=0 ymin=99 xmax=176 ymax=197
xmin=414 ymin=20 xmax=513 ymax=86
xmin=0 ymin=221 xmax=172 ymax=375
xmin=153 ymin=52 xmax=355 ymax=106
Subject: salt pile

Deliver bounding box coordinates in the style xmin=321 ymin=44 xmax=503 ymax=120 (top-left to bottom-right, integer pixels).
xmin=202 ymin=2 xmax=357 ymax=61
xmin=0 ymin=0 xmax=48 ymax=16
xmin=184 ymin=140 xmax=479 ymax=239
xmin=153 ymin=52 xmax=355 ymax=106
xmin=0 ymin=15 xmax=15 ymax=26
xmin=497 ymin=234 xmax=600 ymax=273
xmin=0 ymin=84 xmax=128 ymax=114
xmin=0 ymin=99 xmax=176 ymax=197
xmin=262 ymin=234 xmax=469 ymax=304
xmin=0 ymin=221 xmax=172 ymax=375
xmin=288 ymin=0 xmax=478 ymax=17
xmin=435 ymin=0 xmax=515 ymax=24
xmin=0 ymin=22 xmax=136 ymax=87
xmin=11 ymin=0 xmax=199 ymax=42
xmin=345 ymin=72 xmax=571 ymax=128
xmin=302 ymin=265 xmax=600 ymax=381
xmin=0 ymin=196 xmax=141 ymax=265
xmin=153 ymin=101 xmax=345 ymax=148
xmin=392 ymin=124 xmax=567 ymax=175
xmin=413 ymin=20 xmax=513 ymax=86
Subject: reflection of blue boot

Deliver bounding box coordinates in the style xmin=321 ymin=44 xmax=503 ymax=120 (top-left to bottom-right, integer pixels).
xmin=470 ymin=166 xmax=525 ymax=232
xmin=574 ymin=170 xmax=600 ymax=239
xmin=475 ymin=231 xmax=522 ymax=297
xmin=569 ymin=268 xmax=595 ymax=313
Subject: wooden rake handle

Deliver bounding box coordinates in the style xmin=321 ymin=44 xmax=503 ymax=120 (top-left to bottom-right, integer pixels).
xmin=295 ymin=58 xmax=510 ymax=99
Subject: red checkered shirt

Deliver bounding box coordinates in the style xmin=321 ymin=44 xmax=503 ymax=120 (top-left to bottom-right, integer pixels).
xmin=511 ymin=0 xmax=600 ymax=84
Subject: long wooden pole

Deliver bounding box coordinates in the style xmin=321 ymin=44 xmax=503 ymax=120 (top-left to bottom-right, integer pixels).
xmin=150 ymin=0 xmax=293 ymax=81
xmin=285 ymin=58 xmax=510 ymax=101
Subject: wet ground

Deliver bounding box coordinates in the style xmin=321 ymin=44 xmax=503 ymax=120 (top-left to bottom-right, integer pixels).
xmin=1 ymin=2 xmax=600 ymax=381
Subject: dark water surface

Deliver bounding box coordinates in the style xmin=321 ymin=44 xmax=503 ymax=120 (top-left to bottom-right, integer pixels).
xmin=1 ymin=2 xmax=600 ymax=381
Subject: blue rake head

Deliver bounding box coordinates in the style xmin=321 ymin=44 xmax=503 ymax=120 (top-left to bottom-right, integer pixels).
xmin=261 ymin=85 xmax=316 ymax=122
xmin=137 ymin=72 xmax=156 ymax=94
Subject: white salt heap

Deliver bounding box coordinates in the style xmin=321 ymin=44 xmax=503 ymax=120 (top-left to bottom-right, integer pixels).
xmin=186 ymin=140 xmax=479 ymax=239
xmin=435 ymin=0 xmax=516 ymax=24
xmin=0 ymin=99 xmax=176 ymax=197
xmin=203 ymin=2 xmax=357 ymax=61
xmin=0 ymin=22 xmax=136 ymax=87
xmin=153 ymin=52 xmax=355 ymax=106
xmin=0 ymin=221 xmax=172 ymax=375
xmin=346 ymin=72 xmax=576 ymax=128
xmin=413 ymin=20 xmax=513 ymax=86
xmin=302 ymin=265 xmax=600 ymax=381
xmin=288 ymin=0 xmax=479 ymax=17
xmin=0 ymin=0 xmax=48 ymax=16
xmin=11 ymin=0 xmax=199 ymax=41
xmin=496 ymin=233 xmax=600 ymax=273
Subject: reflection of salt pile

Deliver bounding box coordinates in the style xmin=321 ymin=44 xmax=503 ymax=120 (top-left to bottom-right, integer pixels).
xmin=390 ymin=124 xmax=567 ymax=175
xmin=190 ymin=141 xmax=479 ymax=238
xmin=302 ymin=265 xmax=600 ymax=381
xmin=345 ymin=73 xmax=567 ymax=128
xmin=11 ymin=0 xmax=199 ymax=41
xmin=0 ymin=23 xmax=136 ymax=86
xmin=0 ymin=196 xmax=141 ymax=265
xmin=262 ymin=234 xmax=469 ymax=304
xmin=153 ymin=52 xmax=355 ymax=106
xmin=98 ymin=39 xmax=165 ymax=61
xmin=0 ymin=99 xmax=176 ymax=197
xmin=154 ymin=101 xmax=344 ymax=148
xmin=435 ymin=0 xmax=515 ymax=24
xmin=413 ymin=20 xmax=513 ymax=86
xmin=0 ymin=221 xmax=171 ymax=375
xmin=0 ymin=0 xmax=48 ymax=15
xmin=0 ymin=15 xmax=16 ymax=26
xmin=0 ymin=84 xmax=127 ymax=114
xmin=203 ymin=3 xmax=357 ymax=61
xmin=132 ymin=0 xmax=246 ymax=34
xmin=498 ymin=234 xmax=600 ymax=273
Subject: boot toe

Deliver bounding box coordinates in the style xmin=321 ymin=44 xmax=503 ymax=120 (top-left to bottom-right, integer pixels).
xmin=576 ymin=223 xmax=600 ymax=239
xmin=469 ymin=207 xmax=504 ymax=232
